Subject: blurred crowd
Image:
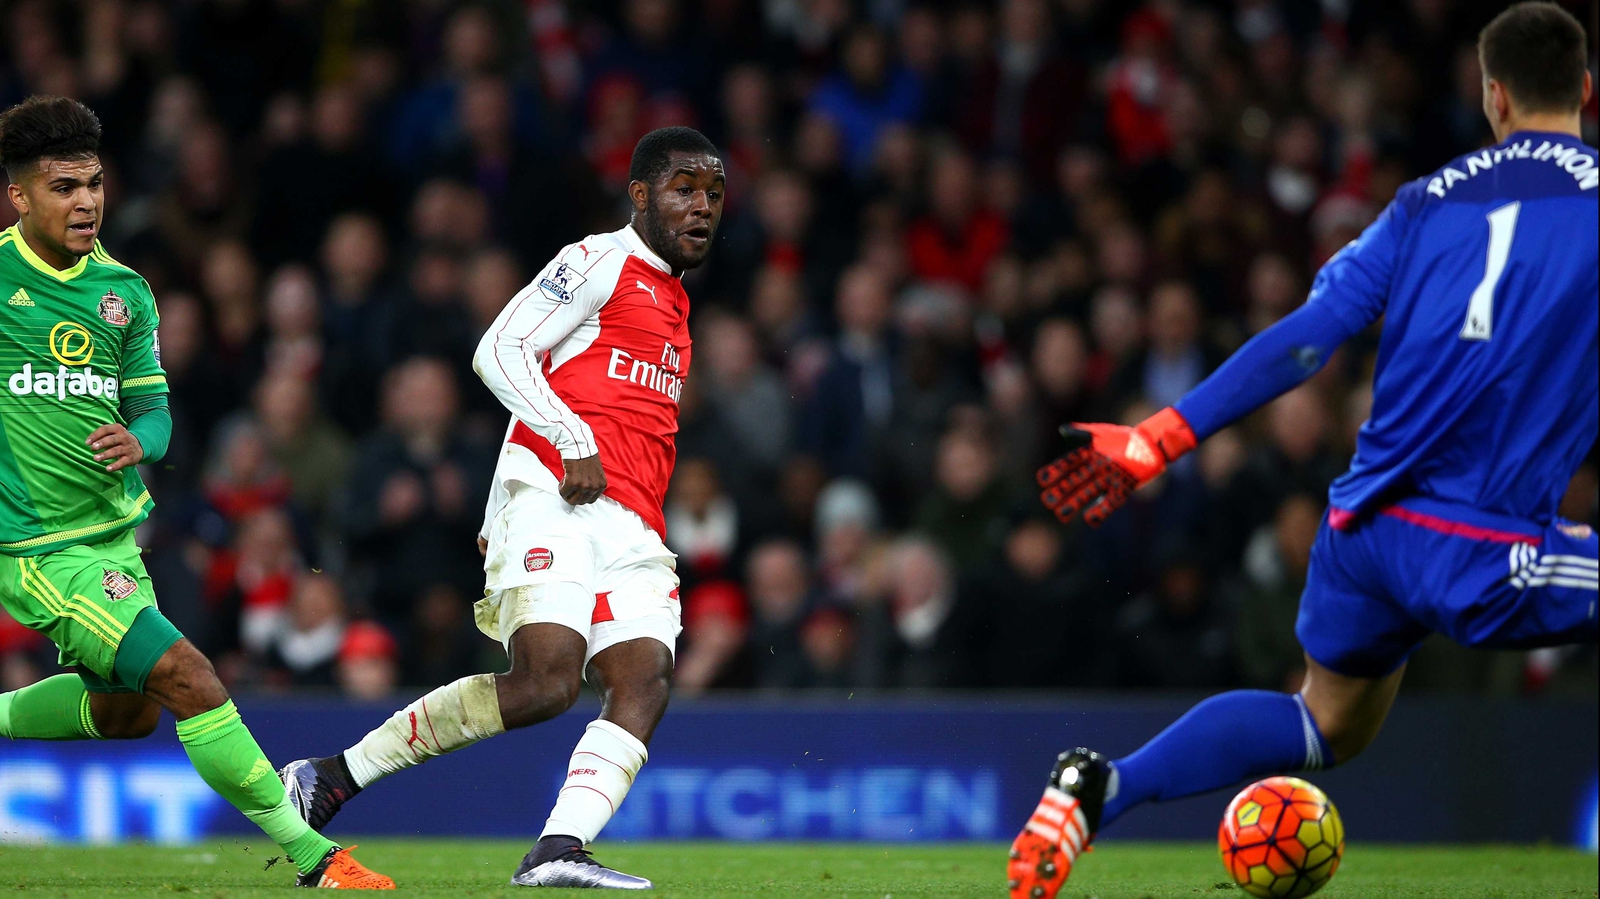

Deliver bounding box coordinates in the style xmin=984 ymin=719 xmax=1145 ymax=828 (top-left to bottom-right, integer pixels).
xmin=1 ymin=0 xmax=1596 ymax=699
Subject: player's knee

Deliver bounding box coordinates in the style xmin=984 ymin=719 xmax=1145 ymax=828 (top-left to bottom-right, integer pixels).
xmin=143 ymin=639 xmax=230 ymax=719
xmin=1301 ymin=698 xmax=1374 ymax=764
xmin=609 ymin=668 xmax=671 ymax=710
xmin=498 ymin=666 xmax=582 ymax=729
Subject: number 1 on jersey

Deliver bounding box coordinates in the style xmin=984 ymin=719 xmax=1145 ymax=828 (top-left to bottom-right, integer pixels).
xmin=1459 ymin=201 xmax=1520 ymax=341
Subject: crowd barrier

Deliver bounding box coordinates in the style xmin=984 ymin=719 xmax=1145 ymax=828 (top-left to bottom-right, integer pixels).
xmin=1 ymin=694 xmax=1594 ymax=846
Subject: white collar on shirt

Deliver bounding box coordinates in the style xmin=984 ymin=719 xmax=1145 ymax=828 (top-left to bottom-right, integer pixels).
xmin=620 ymin=223 xmax=676 ymax=276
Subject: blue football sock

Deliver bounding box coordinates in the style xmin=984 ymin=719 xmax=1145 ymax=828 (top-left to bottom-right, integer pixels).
xmin=1100 ymin=690 xmax=1334 ymax=828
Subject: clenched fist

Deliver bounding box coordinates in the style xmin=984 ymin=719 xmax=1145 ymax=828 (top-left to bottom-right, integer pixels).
xmin=560 ymin=454 xmax=607 ymax=505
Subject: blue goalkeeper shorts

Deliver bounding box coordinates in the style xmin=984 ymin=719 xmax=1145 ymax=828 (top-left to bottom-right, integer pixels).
xmin=1296 ymin=495 xmax=1599 ymax=678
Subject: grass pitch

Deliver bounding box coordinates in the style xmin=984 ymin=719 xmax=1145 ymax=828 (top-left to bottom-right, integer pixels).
xmin=1 ymin=840 xmax=1594 ymax=898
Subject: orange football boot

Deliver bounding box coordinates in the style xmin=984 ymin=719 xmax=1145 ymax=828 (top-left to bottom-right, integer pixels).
xmin=297 ymin=845 xmax=396 ymax=889
xmin=1008 ymin=749 xmax=1109 ymax=899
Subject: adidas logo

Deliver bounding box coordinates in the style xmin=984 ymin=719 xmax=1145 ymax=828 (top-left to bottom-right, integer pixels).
xmin=8 ymin=288 xmax=33 ymax=307
xmin=240 ymin=757 xmax=274 ymax=788
xmin=1124 ymin=432 xmax=1158 ymax=467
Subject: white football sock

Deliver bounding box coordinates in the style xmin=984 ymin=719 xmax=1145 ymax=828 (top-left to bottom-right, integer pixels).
xmin=343 ymin=673 xmax=505 ymax=788
xmin=540 ymin=719 xmax=648 ymax=844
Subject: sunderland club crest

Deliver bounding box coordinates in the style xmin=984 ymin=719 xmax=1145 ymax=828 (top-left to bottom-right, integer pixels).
xmin=98 ymin=289 xmax=130 ymax=326
xmin=102 ymin=569 xmax=138 ymax=602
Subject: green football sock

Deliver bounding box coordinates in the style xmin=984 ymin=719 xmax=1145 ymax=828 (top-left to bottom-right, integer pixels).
xmin=175 ymin=701 xmax=337 ymax=874
xmin=0 ymin=674 xmax=101 ymax=740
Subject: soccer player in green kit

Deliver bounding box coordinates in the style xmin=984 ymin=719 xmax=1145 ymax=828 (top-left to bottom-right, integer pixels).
xmin=0 ymin=96 xmax=393 ymax=889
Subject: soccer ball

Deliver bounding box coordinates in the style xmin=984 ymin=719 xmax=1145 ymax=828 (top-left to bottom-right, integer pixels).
xmin=1218 ymin=776 xmax=1344 ymax=898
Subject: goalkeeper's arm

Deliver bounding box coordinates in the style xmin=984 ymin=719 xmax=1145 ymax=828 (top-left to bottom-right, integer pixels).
xmin=1039 ymin=299 xmax=1365 ymax=525
xmin=1040 ymin=198 xmax=1409 ymax=526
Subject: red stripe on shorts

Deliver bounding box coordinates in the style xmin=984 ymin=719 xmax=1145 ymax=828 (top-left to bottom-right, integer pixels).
xmin=1380 ymin=505 xmax=1541 ymax=545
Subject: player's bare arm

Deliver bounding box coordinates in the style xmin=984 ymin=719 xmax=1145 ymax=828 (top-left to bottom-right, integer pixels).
xmin=87 ymin=422 xmax=144 ymax=472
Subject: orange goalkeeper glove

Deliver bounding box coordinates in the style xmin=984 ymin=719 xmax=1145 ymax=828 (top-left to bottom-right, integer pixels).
xmin=1036 ymin=407 xmax=1198 ymax=527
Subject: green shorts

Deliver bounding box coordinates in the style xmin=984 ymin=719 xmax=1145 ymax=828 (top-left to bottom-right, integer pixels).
xmin=0 ymin=529 xmax=180 ymax=692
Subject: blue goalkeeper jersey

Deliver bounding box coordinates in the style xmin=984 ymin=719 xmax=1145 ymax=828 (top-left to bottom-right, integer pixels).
xmin=1176 ymin=130 xmax=1598 ymax=524
xmin=1329 ymin=131 xmax=1599 ymax=523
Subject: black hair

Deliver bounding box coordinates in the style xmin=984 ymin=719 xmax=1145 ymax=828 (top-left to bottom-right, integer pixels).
xmin=0 ymin=96 xmax=103 ymax=181
xmin=627 ymin=126 xmax=720 ymax=187
xmin=1478 ymin=2 xmax=1588 ymax=114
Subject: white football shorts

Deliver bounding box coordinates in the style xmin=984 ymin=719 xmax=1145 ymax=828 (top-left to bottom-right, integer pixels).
xmin=475 ymin=481 xmax=681 ymax=668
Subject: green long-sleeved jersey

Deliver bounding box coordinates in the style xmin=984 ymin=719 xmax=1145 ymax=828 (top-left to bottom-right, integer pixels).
xmin=0 ymin=225 xmax=168 ymax=556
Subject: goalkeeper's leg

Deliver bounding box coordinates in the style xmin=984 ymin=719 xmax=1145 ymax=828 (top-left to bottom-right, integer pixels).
xmin=1010 ymin=660 xmax=1393 ymax=899
xmin=1097 ymin=660 xmax=1397 ymax=826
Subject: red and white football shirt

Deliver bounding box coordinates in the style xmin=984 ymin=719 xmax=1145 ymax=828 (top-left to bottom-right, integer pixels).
xmin=474 ymin=224 xmax=690 ymax=539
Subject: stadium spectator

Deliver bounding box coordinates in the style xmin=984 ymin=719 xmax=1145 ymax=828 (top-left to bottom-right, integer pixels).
xmin=1213 ymin=386 xmax=1346 ymax=569
xmin=857 ymin=537 xmax=975 ymax=688
xmin=813 ymin=478 xmax=883 ymax=609
xmin=401 ymin=583 xmax=487 ymax=689
xmin=798 ymin=606 xmax=858 ymax=690
xmin=342 ymin=357 xmax=493 ymax=626
xmin=745 ymin=540 xmax=816 ymax=689
xmin=914 ymin=426 xmax=1013 ymax=578
xmin=665 ymin=457 xmax=742 ymax=591
xmin=253 ymin=371 xmax=350 ymax=535
xmin=1106 ymin=545 xmax=1234 ymax=688
xmin=904 ymin=148 xmax=1009 ymax=294
xmin=388 ymin=247 xmax=477 ymax=371
xmin=968 ymin=514 xmax=1102 ymax=687
xmin=318 ymin=212 xmax=398 ymax=434
xmin=697 ymin=313 xmax=793 ymax=473
xmin=386 ymin=6 xmax=541 ymax=173
xmin=336 ymin=621 xmax=400 ymax=700
xmin=1028 ymin=318 xmax=1093 ymax=465
xmin=262 ymin=264 xmax=324 ymax=379
xmin=158 ymin=291 xmax=238 ymax=474
xmin=215 ymin=506 xmax=304 ymax=666
xmin=675 ymin=580 xmax=753 ymax=694
xmin=267 ymin=573 xmax=348 ymax=690
xmin=1230 ymin=494 xmax=1323 ymax=692
xmin=201 ymin=419 xmax=293 ymax=527
xmin=954 ymin=0 xmax=1085 ymax=185
xmin=810 ymin=24 xmax=923 ymax=175
xmin=1106 ymin=280 xmax=1217 ymax=411
xmin=798 ymin=265 xmax=898 ymax=481
xmin=252 ymin=83 xmax=389 ymax=267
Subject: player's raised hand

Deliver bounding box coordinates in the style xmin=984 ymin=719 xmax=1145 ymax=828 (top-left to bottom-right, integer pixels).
xmin=1037 ymin=407 xmax=1196 ymax=527
xmin=560 ymin=454 xmax=607 ymax=505
xmin=86 ymin=423 xmax=144 ymax=473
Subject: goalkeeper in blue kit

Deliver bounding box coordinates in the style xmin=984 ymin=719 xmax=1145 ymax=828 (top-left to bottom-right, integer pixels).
xmin=1008 ymin=4 xmax=1600 ymax=898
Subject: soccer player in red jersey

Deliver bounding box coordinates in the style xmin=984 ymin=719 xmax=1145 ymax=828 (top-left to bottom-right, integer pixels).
xmin=279 ymin=127 xmax=725 ymax=889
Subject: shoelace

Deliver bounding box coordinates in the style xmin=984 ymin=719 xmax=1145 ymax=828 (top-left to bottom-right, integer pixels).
xmin=553 ymin=847 xmax=601 ymax=868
